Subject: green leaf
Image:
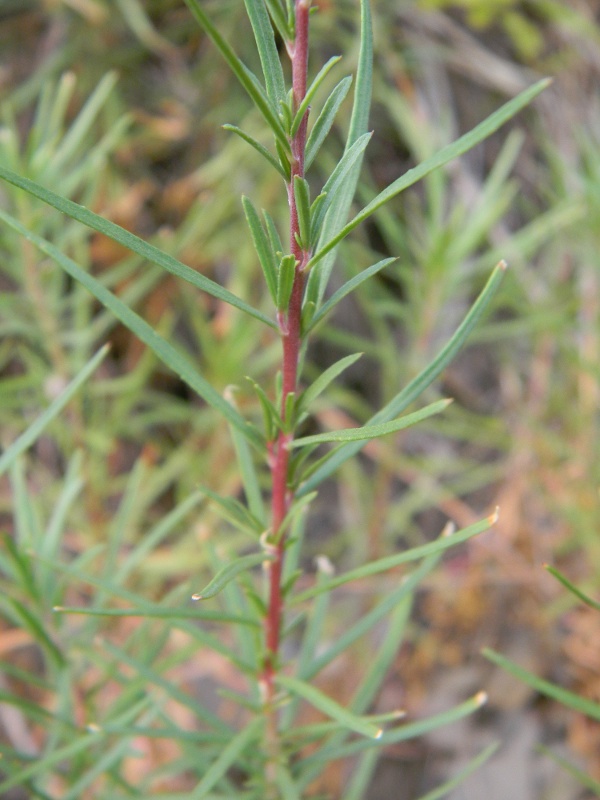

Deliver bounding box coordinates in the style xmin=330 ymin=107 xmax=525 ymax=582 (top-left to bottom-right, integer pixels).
xmin=414 ymin=743 xmax=500 ymax=800
xmin=200 ymin=486 xmax=265 ymax=538
xmin=0 ymin=346 xmax=108 ymax=476
xmin=536 ymin=744 xmax=600 ymax=795
xmin=309 ymin=131 xmax=372 ymax=247
xmin=242 ymin=195 xmax=279 ymax=304
xmin=264 ymin=0 xmax=293 ymax=41
xmin=293 ymin=511 xmax=498 ymax=603
xmin=307 ymin=257 xmax=396 ymax=332
xmin=188 ymin=718 xmax=263 ymax=799
xmin=308 ymin=78 xmax=552 ymax=270
xmin=482 ymin=648 xmax=600 ymax=722
xmin=298 ymin=352 xmax=363 ymax=415
xmin=263 ymin=210 xmax=284 ymax=257
xmin=223 ymin=124 xmax=287 ymax=178
xmin=228 ymin=416 xmax=267 ymax=526
xmin=299 ymin=261 xmax=506 ymax=494
xmin=192 ymin=552 xmax=272 ymax=601
xmin=183 ymin=0 xmax=288 ymax=147
xmin=0 ymin=596 xmax=65 ymax=670
xmin=545 ymin=566 xmax=600 ymax=612
xmin=291 ymin=55 xmax=342 ymax=137
xmin=276 ymin=674 xmax=383 ymax=739
xmin=247 ymin=377 xmax=283 ymax=440
xmin=54 ymin=605 xmax=258 ymax=626
xmin=293 ymin=176 xmax=312 ymax=250
xmin=0 ymin=209 xmax=265 ymax=451
xmin=305 ymin=76 xmax=353 ymax=171
xmin=290 ymin=398 xmax=451 ymax=446
xmin=0 ymin=164 xmax=276 ymax=330
xmin=305 ymin=0 xmax=373 ymax=305
xmin=243 ymin=0 xmax=286 ymax=110
xmin=277 ymin=253 xmax=297 ymax=311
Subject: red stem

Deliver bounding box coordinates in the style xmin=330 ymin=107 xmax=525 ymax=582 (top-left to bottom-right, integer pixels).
xmin=262 ymin=0 xmax=311 ymax=707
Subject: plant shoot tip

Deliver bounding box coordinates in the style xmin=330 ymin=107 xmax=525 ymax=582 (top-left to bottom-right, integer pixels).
xmin=441 ymin=521 xmax=456 ymax=538
xmin=374 ymin=728 xmax=383 ymax=739
xmin=52 ymin=606 xmax=63 ymax=612
xmin=475 ymin=691 xmax=488 ymax=706
xmin=488 ymin=506 xmax=500 ymax=524
xmin=191 ymin=594 xmax=203 ymax=601
xmin=498 ymin=259 xmax=508 ymax=271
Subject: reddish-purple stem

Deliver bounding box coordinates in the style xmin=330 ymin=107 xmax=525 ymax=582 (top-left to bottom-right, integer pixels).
xmin=262 ymin=0 xmax=311 ymax=708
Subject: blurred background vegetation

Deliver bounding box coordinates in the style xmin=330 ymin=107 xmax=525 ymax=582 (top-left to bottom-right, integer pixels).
xmin=0 ymin=0 xmax=599 ymax=797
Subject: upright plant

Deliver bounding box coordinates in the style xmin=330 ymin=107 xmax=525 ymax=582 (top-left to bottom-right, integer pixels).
xmin=0 ymin=0 xmax=549 ymax=796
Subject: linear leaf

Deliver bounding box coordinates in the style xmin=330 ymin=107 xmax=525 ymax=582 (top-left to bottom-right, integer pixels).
xmin=290 ymin=398 xmax=451 ymax=447
xmin=243 ymin=0 xmax=286 ymax=109
xmin=54 ymin=605 xmax=258 ymax=625
xmin=293 ymin=176 xmax=312 ymax=250
xmin=242 ymin=195 xmax=278 ymax=303
xmin=293 ymin=510 xmax=498 ymax=604
xmin=0 ymin=346 xmax=108 ymax=476
xmin=545 ymin=566 xmax=600 ymax=612
xmin=309 ymin=132 xmax=372 ymax=247
xmin=305 ymin=76 xmax=353 ymax=171
xmin=183 ymin=0 xmax=288 ymax=146
xmin=199 ymin=486 xmax=264 ymax=537
xmin=482 ymin=648 xmax=600 ymax=722
xmin=308 ymin=78 xmax=551 ymax=270
xmin=277 ymin=674 xmax=382 ymax=739
xmin=0 ymin=164 xmax=276 ymax=329
xmin=291 ymin=56 xmax=342 ymax=137
xmin=192 ymin=552 xmax=271 ymax=601
xmin=277 ymin=254 xmax=297 ymax=311
xmin=299 ymin=352 xmax=363 ymax=413
xmin=415 ymin=743 xmax=500 ymax=800
xmin=265 ymin=0 xmax=292 ymax=41
xmin=307 ymin=257 xmax=396 ymax=331
xmin=189 ymin=718 xmax=263 ymax=799
xmin=0 ymin=209 xmax=265 ymax=450
xmin=223 ymin=124 xmax=287 ymax=177
xmin=299 ymin=261 xmax=506 ymax=494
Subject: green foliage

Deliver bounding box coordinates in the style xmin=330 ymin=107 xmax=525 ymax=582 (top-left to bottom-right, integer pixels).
xmin=0 ymin=0 xmax=568 ymax=797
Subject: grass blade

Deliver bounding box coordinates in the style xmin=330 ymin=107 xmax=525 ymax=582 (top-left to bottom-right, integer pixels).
xmin=290 ymin=398 xmax=451 ymax=447
xmin=0 ymin=209 xmax=265 ymax=451
xmin=0 ymin=165 xmax=276 ymax=329
xmin=482 ymin=648 xmax=600 ymax=722
xmin=299 ymin=261 xmax=506 ymax=494
xmin=308 ymin=79 xmax=551 ymax=269
xmin=0 ymin=345 xmax=108 ymax=476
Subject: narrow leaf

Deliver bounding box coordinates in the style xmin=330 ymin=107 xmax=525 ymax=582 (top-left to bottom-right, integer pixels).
xmin=307 ymin=257 xmax=396 ymax=331
xmin=264 ymin=210 xmax=284 ymax=257
xmin=293 ymin=176 xmax=312 ymax=250
xmin=242 ymin=195 xmax=278 ymax=303
xmin=0 ymin=210 xmax=265 ymax=450
xmin=293 ymin=510 xmax=498 ymax=603
xmin=277 ymin=254 xmax=297 ymax=311
xmin=0 ymin=165 xmax=276 ymax=329
xmin=299 ymin=261 xmax=506 ymax=494
xmin=243 ymin=0 xmax=286 ymax=109
xmin=308 ymin=78 xmax=552 ymax=270
xmin=189 ymin=718 xmax=262 ymax=799
xmin=183 ymin=0 xmax=288 ymax=146
xmin=200 ymin=486 xmax=264 ymax=537
xmin=290 ymin=398 xmax=451 ymax=447
xmin=0 ymin=345 xmax=108 ymax=476
xmin=299 ymin=352 xmax=363 ymax=414
xmin=223 ymin=124 xmax=287 ymax=177
xmin=277 ymin=674 xmax=382 ymax=739
xmin=415 ymin=743 xmax=500 ymax=800
xmin=309 ymin=132 xmax=372 ymax=247
xmin=265 ymin=0 xmax=292 ymax=41
xmin=305 ymin=76 xmax=353 ymax=171
xmin=482 ymin=648 xmax=600 ymax=722
xmin=545 ymin=566 xmax=600 ymax=612
xmin=291 ymin=55 xmax=342 ymax=137
xmin=192 ymin=552 xmax=272 ymax=601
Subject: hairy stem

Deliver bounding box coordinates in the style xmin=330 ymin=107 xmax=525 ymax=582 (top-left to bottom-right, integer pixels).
xmin=261 ymin=0 xmax=311 ymax=772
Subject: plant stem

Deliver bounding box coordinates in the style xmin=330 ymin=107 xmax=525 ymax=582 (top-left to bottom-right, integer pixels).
xmin=261 ymin=0 xmax=311 ymax=766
